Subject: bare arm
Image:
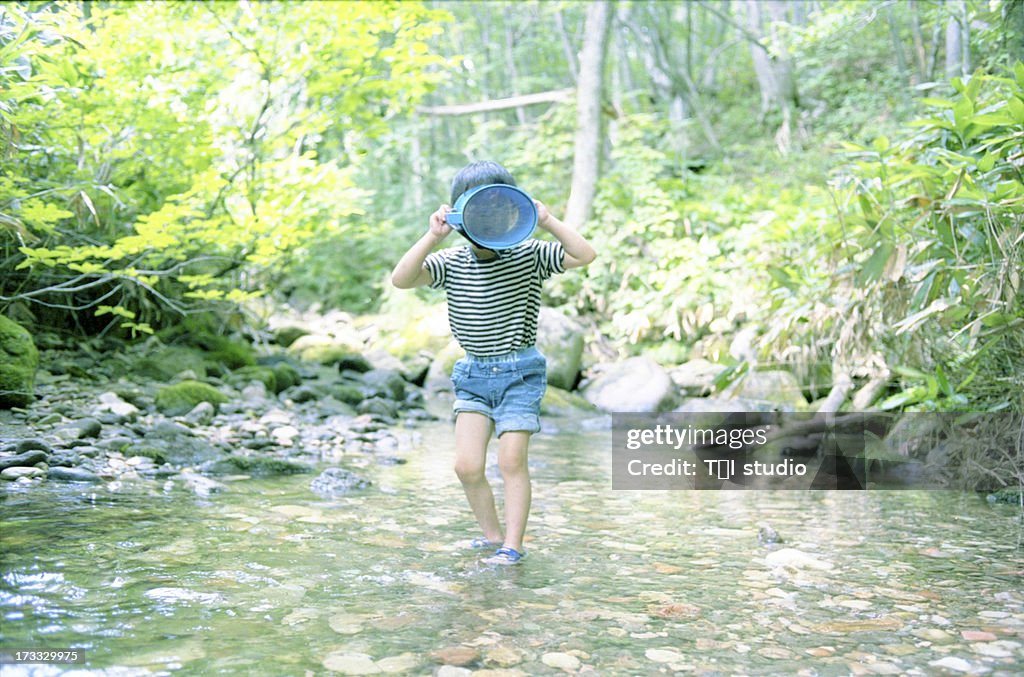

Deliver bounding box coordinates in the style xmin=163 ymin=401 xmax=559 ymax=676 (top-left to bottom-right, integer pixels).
xmin=535 ymin=200 xmax=597 ymax=269
xmin=391 ymin=205 xmax=451 ymax=289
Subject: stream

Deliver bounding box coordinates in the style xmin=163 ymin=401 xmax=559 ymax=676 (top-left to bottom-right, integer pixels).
xmin=2 ymin=420 xmax=1023 ymax=675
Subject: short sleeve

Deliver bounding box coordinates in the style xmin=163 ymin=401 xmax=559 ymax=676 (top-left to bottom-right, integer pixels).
xmin=423 ymin=251 xmax=447 ymax=289
xmin=535 ymin=240 xmax=566 ymax=280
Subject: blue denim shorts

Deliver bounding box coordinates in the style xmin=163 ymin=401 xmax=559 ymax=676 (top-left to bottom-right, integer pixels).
xmin=451 ymin=347 xmax=547 ymax=437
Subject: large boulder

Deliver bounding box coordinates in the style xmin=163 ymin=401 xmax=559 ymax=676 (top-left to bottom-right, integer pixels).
xmin=536 ymin=308 xmax=585 ymax=390
xmin=582 ymin=357 xmax=677 ymax=413
xmin=0 ymin=315 xmax=38 ymax=408
xmin=669 ymin=359 xmax=727 ymax=397
xmin=287 ymin=335 xmax=366 ymax=366
xmin=721 ymin=370 xmax=808 ymax=411
xmin=424 ymin=340 xmax=465 ymax=394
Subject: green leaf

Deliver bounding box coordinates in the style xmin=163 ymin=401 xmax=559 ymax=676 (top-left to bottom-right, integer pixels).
xmin=1008 ymin=96 xmax=1024 ymax=125
xmin=872 ymin=136 xmax=889 ymax=152
xmin=919 ymin=97 xmax=954 ymax=108
xmin=1015 ymin=62 xmax=1024 ymax=87
xmin=857 ymin=241 xmax=894 ymax=286
xmin=953 ymin=97 xmax=974 ymax=135
xmin=977 ymin=153 xmax=996 ymax=173
xmin=964 ymin=68 xmax=984 ymax=102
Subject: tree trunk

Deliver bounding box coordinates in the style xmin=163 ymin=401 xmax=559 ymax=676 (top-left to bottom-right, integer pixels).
xmin=502 ymin=6 xmax=527 ymax=125
xmin=944 ymin=0 xmax=968 ymax=80
xmin=565 ymin=0 xmax=612 ymax=230
xmin=909 ymin=0 xmax=928 ymax=82
xmin=554 ymin=8 xmax=579 ymax=83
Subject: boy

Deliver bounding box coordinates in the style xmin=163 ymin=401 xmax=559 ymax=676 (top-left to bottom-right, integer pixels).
xmin=391 ymin=160 xmax=596 ymax=564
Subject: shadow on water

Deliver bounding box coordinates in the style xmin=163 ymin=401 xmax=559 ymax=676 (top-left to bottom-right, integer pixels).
xmin=1 ymin=420 xmax=1023 ymax=675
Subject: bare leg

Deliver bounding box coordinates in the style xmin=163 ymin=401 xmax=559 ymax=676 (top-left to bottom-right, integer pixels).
xmin=497 ymin=430 xmax=531 ymax=552
xmin=453 ymin=412 xmax=503 ymax=544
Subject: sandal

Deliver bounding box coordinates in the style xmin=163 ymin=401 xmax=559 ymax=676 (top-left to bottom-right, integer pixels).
xmin=483 ymin=546 xmax=526 ymax=565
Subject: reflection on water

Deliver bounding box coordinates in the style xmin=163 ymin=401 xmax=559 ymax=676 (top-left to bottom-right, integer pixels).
xmin=1 ymin=422 xmax=1022 ymax=675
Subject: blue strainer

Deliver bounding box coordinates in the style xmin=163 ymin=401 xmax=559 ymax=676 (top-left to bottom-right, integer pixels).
xmin=445 ymin=184 xmax=537 ymax=250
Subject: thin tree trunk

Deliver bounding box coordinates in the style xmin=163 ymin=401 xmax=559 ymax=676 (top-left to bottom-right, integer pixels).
xmin=885 ymin=4 xmax=910 ymax=87
xmin=945 ymin=0 xmax=963 ymax=79
xmin=554 ymin=7 xmax=579 ymax=83
xmin=909 ymin=0 xmax=928 ymax=82
xmin=502 ymin=6 xmax=526 ymax=125
xmin=565 ymin=0 xmax=612 ymax=230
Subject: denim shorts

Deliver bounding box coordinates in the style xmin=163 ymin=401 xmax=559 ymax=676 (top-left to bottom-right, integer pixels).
xmin=451 ymin=347 xmax=548 ymax=437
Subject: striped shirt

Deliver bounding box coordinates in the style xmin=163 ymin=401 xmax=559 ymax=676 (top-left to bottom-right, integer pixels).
xmin=424 ymin=239 xmax=566 ymax=356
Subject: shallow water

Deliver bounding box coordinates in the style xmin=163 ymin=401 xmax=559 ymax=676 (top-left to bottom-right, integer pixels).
xmin=2 ymin=421 xmax=1023 ymax=676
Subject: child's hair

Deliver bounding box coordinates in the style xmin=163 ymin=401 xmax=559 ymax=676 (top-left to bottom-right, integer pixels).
xmin=450 ymin=160 xmax=516 ymax=205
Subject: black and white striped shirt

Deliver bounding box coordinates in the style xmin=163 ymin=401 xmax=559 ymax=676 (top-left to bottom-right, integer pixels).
xmin=424 ymin=239 xmax=566 ymax=356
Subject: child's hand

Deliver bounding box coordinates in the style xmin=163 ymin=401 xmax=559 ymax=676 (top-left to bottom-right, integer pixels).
xmin=534 ymin=199 xmax=554 ymax=230
xmin=429 ymin=204 xmax=453 ymax=240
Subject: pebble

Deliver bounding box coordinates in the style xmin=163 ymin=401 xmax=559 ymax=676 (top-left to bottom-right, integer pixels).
xmin=540 ymin=652 xmax=580 ymax=671
xmin=184 ymin=401 xmax=216 ymax=426
xmin=0 ymin=449 xmax=49 ymax=471
xmin=15 ymin=438 xmax=52 ymax=454
xmin=1 ymin=466 xmax=44 ymax=481
xmin=47 ymin=467 xmax=102 ymax=483
xmin=321 ymin=650 xmax=381 ymax=675
xmin=75 ymin=417 xmax=102 ymax=438
xmin=928 ymin=656 xmax=973 ymax=672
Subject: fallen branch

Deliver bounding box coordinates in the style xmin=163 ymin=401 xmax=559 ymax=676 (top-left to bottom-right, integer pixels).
xmin=417 ymin=89 xmax=574 ymax=116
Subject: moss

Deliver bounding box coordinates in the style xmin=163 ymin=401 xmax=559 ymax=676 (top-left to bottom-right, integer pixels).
xmin=541 ymin=386 xmax=596 ymax=417
xmin=129 ymin=447 xmax=167 ymax=465
xmin=0 ymin=365 xmax=35 ymax=408
xmin=206 ymin=336 xmax=256 ymax=369
xmin=0 ymin=316 xmax=38 ymax=408
xmin=331 ymin=384 xmax=365 ymax=405
xmin=229 ymin=366 xmax=277 ymax=392
xmin=271 ymin=363 xmax=301 ymax=393
xmin=155 ymin=380 xmax=228 ymax=416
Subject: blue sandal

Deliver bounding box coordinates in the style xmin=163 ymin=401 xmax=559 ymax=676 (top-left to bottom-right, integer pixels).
xmin=483 ymin=546 xmax=526 ymax=565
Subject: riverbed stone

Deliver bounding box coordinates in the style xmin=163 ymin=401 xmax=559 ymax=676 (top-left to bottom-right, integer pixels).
xmin=582 ymin=357 xmax=677 ymax=412
xmin=75 ymin=417 xmax=102 ymax=439
xmin=95 ymin=392 xmax=140 ymax=421
xmin=1 ymin=466 xmax=44 ymax=480
xmin=0 ymin=449 xmax=49 ymax=470
xmin=0 ymin=315 xmax=39 ymax=408
xmin=310 ymin=467 xmax=372 ymax=496
xmin=47 ymin=466 xmax=101 ymax=483
xmin=669 ymin=359 xmax=727 ymax=396
xmin=722 ymin=369 xmax=808 ymax=410
xmin=184 ymin=401 xmax=216 ymax=426
xmin=540 ymin=652 xmax=580 ymax=671
xmin=14 ymin=438 xmax=51 ymax=454
xmin=155 ymin=380 xmax=228 ymax=416
xmin=536 ymin=308 xmax=585 ymax=390
xmin=322 ymin=651 xmax=381 ymax=675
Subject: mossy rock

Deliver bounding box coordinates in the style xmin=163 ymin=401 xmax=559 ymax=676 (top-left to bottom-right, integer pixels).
xmin=376 ymin=304 xmax=451 ymax=359
xmin=0 ymin=315 xmax=38 ymax=408
xmin=229 ymin=366 xmax=277 ymax=393
xmin=331 ymin=384 xmax=365 ymax=406
xmin=155 ymin=380 xmax=229 ymax=416
xmin=541 ymin=386 xmax=596 ymax=417
xmin=287 ymin=335 xmax=366 ymax=367
xmin=271 ymin=363 xmax=301 ymax=393
xmin=206 ymin=335 xmax=256 ymax=370
xmin=134 ymin=346 xmax=209 ymax=382
xmin=129 ymin=447 xmax=168 ymax=465
xmin=206 ymin=456 xmax=312 ymax=476
xmin=273 ymin=326 xmax=309 ymax=348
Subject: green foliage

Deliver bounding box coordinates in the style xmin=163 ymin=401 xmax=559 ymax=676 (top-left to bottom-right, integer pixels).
xmin=1 ymin=1 xmax=451 ymax=331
